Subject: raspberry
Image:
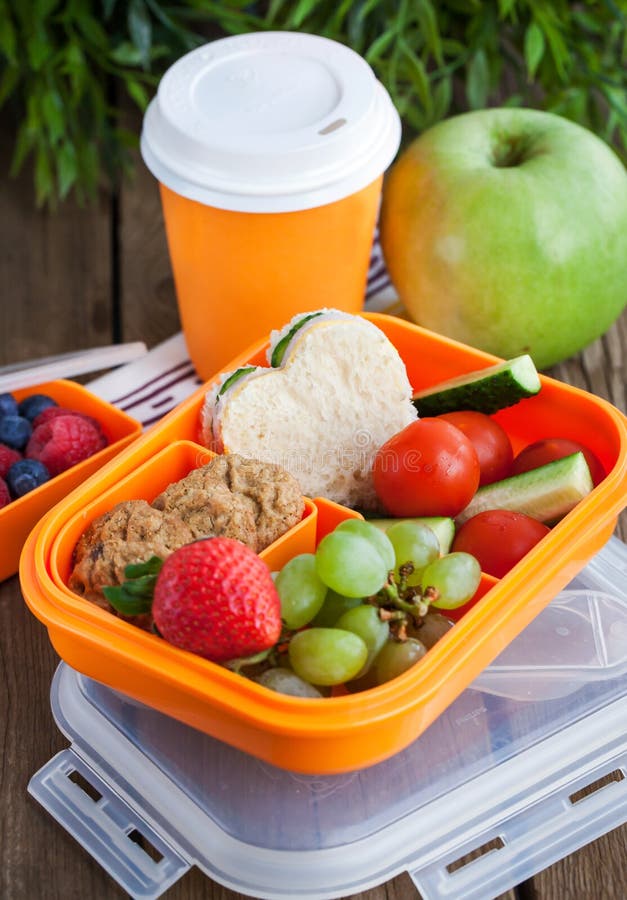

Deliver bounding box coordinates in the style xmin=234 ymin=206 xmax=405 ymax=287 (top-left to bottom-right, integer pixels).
xmin=26 ymin=414 xmax=108 ymax=476
xmin=18 ymin=393 xmax=58 ymax=422
xmin=32 ymin=406 xmax=103 ymax=434
xmin=0 ymin=476 xmax=10 ymax=508
xmin=6 ymin=459 xmax=50 ymax=498
xmin=0 ymin=443 xmax=22 ymax=478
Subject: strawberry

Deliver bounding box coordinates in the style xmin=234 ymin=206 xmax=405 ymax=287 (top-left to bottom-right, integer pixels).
xmin=26 ymin=414 xmax=107 ymax=475
xmin=104 ymin=537 xmax=282 ymax=663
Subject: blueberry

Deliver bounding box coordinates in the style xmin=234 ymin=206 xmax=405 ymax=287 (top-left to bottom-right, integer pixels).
xmin=0 ymin=393 xmax=18 ymax=419
xmin=7 ymin=458 xmax=50 ymax=497
xmin=18 ymin=393 xmax=58 ymax=422
xmin=0 ymin=415 xmax=32 ymax=450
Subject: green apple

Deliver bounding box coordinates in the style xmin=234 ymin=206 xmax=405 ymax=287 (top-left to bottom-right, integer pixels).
xmin=379 ymin=108 xmax=627 ymax=369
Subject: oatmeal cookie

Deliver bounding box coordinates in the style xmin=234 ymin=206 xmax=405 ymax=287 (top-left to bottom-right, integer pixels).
xmin=151 ymin=453 xmax=304 ymax=552
xmin=68 ymin=499 xmax=194 ymax=625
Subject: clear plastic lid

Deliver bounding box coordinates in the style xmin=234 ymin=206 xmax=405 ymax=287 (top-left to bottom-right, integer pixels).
xmin=140 ymin=31 xmax=402 ymax=212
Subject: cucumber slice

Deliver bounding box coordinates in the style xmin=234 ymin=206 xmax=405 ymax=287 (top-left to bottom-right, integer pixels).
xmin=369 ymin=516 xmax=455 ymax=554
xmin=217 ymin=366 xmax=257 ymax=397
xmin=412 ymin=355 xmax=541 ymax=416
xmin=456 ymin=452 xmax=594 ymax=526
xmin=270 ymin=312 xmax=324 ymax=367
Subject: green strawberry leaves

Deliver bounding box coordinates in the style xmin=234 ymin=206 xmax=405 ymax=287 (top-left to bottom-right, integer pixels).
xmin=103 ymin=555 xmax=163 ymax=616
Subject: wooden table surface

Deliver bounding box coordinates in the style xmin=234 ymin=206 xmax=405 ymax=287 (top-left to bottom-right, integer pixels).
xmin=1 ymin=118 xmax=626 ymax=900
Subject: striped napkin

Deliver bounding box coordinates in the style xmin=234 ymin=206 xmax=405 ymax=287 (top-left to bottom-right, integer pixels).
xmin=88 ymin=232 xmax=402 ymax=428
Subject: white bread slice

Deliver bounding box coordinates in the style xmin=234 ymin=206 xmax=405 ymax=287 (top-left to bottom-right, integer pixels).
xmin=200 ymin=313 xmax=417 ymax=510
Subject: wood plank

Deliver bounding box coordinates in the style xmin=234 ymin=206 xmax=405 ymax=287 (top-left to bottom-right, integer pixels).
xmin=118 ymin=144 xmax=181 ymax=349
xmin=0 ymin=116 xmax=114 ymax=367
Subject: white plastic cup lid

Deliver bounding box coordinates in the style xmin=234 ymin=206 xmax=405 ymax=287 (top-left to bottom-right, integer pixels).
xmin=140 ymin=31 xmax=402 ymax=213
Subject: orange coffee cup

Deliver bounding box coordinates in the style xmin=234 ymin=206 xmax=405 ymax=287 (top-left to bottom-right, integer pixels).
xmin=141 ymin=31 xmax=401 ymax=380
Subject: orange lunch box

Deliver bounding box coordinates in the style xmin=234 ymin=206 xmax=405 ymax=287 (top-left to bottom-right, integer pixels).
xmin=19 ymin=315 xmax=627 ymax=774
xmin=1 ymin=380 xmax=141 ymax=582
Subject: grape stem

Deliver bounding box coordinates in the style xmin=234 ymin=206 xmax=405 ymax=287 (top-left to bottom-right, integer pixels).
xmin=376 ymin=570 xmax=432 ymax=620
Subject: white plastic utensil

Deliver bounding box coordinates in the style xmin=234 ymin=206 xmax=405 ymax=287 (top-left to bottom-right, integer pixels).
xmin=0 ymin=343 xmax=148 ymax=393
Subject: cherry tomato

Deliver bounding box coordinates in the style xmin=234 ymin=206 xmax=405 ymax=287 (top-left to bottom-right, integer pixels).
xmin=438 ymin=411 xmax=513 ymax=486
xmin=451 ymin=510 xmax=550 ymax=578
xmin=372 ymin=418 xmax=480 ymax=517
xmin=512 ymin=438 xmax=605 ymax=486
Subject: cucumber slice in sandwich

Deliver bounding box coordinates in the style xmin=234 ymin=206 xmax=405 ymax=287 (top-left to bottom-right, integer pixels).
xmin=269 ymin=312 xmax=324 ymax=367
xmin=369 ymin=516 xmax=455 ymax=554
xmin=456 ymin=451 xmax=593 ymax=526
xmin=413 ymin=355 xmax=541 ymax=416
xmin=217 ymin=366 xmax=257 ymax=396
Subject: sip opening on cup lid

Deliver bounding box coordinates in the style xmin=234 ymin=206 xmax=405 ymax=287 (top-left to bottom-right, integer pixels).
xmin=140 ymin=31 xmax=402 ymax=213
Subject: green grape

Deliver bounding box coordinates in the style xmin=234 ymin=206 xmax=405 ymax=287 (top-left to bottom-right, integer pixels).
xmin=335 ymin=604 xmax=390 ymax=677
xmin=275 ymin=553 xmax=328 ymax=629
xmin=421 ymin=552 xmax=481 ymax=609
xmin=385 ymin=521 xmax=440 ymax=586
xmin=373 ymin=638 xmax=427 ymax=684
xmin=315 ymin=531 xmax=388 ymax=597
xmin=408 ymin=612 xmax=455 ymax=649
xmin=311 ymin=590 xmax=361 ymax=627
xmin=255 ymin=667 xmax=323 ymax=698
xmin=335 ymin=518 xmax=395 ymax=571
xmin=288 ymin=628 xmax=368 ymax=686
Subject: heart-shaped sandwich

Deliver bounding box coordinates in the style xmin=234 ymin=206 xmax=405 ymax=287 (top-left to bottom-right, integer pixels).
xmin=200 ymin=309 xmax=417 ymax=510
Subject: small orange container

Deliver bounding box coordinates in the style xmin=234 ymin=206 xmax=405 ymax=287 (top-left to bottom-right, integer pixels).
xmin=0 ymin=380 xmax=141 ymax=583
xmin=19 ymin=315 xmax=627 ymax=774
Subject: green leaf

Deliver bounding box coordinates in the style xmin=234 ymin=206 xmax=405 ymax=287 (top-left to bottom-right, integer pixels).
xmin=524 ymin=22 xmax=546 ymax=80
xmin=415 ymin=0 xmax=443 ymax=64
xmin=35 ymin=145 xmax=54 ymax=207
xmin=76 ymin=139 xmax=99 ymax=197
xmin=432 ymin=76 xmax=452 ymax=121
xmin=75 ymin=11 xmax=109 ymax=50
xmin=10 ymin=121 xmax=36 ymax=176
xmin=41 ymin=89 xmax=66 ymax=143
xmin=102 ymin=584 xmax=154 ymax=616
xmin=0 ymin=63 xmax=19 ymax=108
xmin=128 ymin=0 xmax=152 ymax=68
xmin=110 ymin=40 xmax=146 ymax=66
xmin=123 ymin=556 xmax=164 ymax=579
xmin=365 ymin=30 xmax=396 ymax=65
xmin=265 ymin=0 xmax=290 ymax=25
xmin=35 ymin=0 xmax=61 ymax=16
xmin=56 ymin=141 xmax=78 ymax=199
xmin=497 ymin=0 xmax=517 ymax=18
xmin=125 ymin=76 xmax=149 ymax=109
xmin=535 ymin=11 xmax=571 ymax=81
xmin=466 ymin=49 xmax=490 ymax=108
xmin=62 ymin=42 xmax=88 ymax=99
xmin=400 ymin=43 xmax=432 ymax=114
xmin=102 ymin=555 xmax=163 ymax=616
xmin=27 ymin=27 xmax=53 ymax=71
xmin=288 ymin=0 xmax=321 ymax=29
xmin=0 ymin=5 xmax=17 ymax=63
